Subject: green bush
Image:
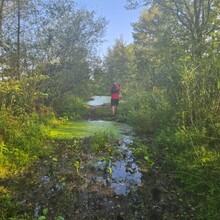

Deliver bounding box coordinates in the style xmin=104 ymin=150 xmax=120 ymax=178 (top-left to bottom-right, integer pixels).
xmin=53 ymin=95 xmax=87 ymax=119
xmin=90 ymin=130 xmax=116 ymax=153
xmin=120 ymin=90 xmax=170 ymax=133
xmin=129 ymin=138 xmax=154 ymax=170
xmin=156 ymin=126 xmax=220 ymax=220
xmin=0 ymin=109 xmax=52 ymax=176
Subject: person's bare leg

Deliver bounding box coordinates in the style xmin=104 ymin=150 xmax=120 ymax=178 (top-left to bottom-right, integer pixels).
xmin=112 ymin=106 xmax=115 ymax=115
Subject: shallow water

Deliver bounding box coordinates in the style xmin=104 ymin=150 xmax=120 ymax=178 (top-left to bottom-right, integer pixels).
xmin=49 ymin=118 xmax=142 ymax=195
xmin=87 ymin=96 xmax=111 ymax=106
xmin=109 ymin=136 xmax=142 ymax=195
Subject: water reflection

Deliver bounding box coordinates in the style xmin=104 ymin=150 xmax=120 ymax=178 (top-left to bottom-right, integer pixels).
xmin=110 ymin=136 xmax=142 ymax=195
xmin=95 ymin=135 xmax=142 ymax=195
xmin=87 ymin=96 xmax=111 ymax=106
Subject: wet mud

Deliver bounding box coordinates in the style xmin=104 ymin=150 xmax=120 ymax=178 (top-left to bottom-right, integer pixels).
xmin=1 ymin=134 xmax=195 ymax=220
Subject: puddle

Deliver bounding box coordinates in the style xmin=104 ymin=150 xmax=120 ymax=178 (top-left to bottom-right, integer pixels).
xmin=95 ymin=135 xmax=142 ymax=195
xmin=49 ymin=97 xmax=142 ymax=196
xmin=49 ymin=115 xmax=142 ymax=196
xmin=1 ymin=95 xmax=190 ymax=220
xmin=110 ymin=136 xmax=142 ymax=195
xmin=49 ymin=120 xmax=142 ymax=196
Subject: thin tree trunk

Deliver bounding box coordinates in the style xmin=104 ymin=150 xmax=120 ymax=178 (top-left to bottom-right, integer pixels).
xmin=0 ymin=0 xmax=4 ymax=37
xmin=17 ymin=0 xmax=21 ymax=79
xmin=0 ymin=0 xmax=5 ymax=81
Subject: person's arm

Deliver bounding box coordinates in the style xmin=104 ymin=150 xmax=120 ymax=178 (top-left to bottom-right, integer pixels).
xmin=118 ymin=86 xmax=123 ymax=93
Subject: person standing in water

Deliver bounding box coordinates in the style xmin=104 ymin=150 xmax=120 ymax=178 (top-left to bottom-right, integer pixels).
xmin=111 ymin=82 xmax=122 ymax=116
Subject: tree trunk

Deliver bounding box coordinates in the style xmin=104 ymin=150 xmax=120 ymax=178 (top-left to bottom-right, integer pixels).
xmin=17 ymin=0 xmax=21 ymax=79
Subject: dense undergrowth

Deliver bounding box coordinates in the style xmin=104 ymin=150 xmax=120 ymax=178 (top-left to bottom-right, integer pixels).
xmin=120 ymin=83 xmax=220 ymax=220
xmin=0 ymin=72 xmax=219 ymax=219
xmin=156 ymin=128 xmax=220 ymax=220
xmin=0 ymin=79 xmax=87 ymax=219
xmin=1 ymin=0 xmax=219 ymax=218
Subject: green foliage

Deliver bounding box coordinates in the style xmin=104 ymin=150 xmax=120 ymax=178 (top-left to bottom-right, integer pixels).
xmin=73 ymin=161 xmax=81 ymax=175
xmin=156 ymin=127 xmax=220 ymax=220
xmin=120 ymin=90 xmax=170 ymax=133
xmin=102 ymin=38 xmax=135 ymax=88
xmin=114 ymin=14 xmax=220 ymax=215
xmin=0 ymin=191 xmax=33 ymax=220
xmin=0 ymin=0 xmax=219 ymax=219
xmin=53 ymin=95 xmax=87 ymax=119
xmin=175 ymin=61 xmax=220 ymax=130
xmin=1 ymin=112 xmax=49 ymax=154
xmin=0 ymin=78 xmax=55 ymax=178
xmin=130 ymin=138 xmax=154 ymax=170
xmin=55 ymin=216 xmax=65 ymax=220
xmin=38 ymin=208 xmax=49 ymax=220
xmin=90 ymin=130 xmax=116 ymax=152
xmin=90 ymin=106 xmax=111 ymax=119
xmin=0 ymin=77 xmax=48 ymax=115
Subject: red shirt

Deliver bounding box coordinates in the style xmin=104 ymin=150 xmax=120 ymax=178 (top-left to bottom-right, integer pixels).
xmin=111 ymin=86 xmax=121 ymax=100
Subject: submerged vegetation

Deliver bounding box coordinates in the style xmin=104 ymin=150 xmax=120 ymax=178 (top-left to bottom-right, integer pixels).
xmin=0 ymin=0 xmax=219 ymax=219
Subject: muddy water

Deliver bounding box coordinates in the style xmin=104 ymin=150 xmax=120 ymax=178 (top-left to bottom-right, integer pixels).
xmin=50 ymin=118 xmax=142 ymax=195
xmin=86 ymin=96 xmax=142 ymax=195
xmin=3 ymin=96 xmax=192 ymax=219
xmin=94 ymin=135 xmax=142 ymax=196
xmin=110 ymin=136 xmax=142 ymax=195
xmin=83 ymin=136 xmax=143 ymax=199
xmin=38 ymin=116 xmax=145 ymax=219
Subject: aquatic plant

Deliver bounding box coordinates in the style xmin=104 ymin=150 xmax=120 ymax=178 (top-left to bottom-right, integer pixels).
xmin=73 ymin=160 xmax=81 ymax=175
xmin=129 ymin=138 xmax=154 ymax=170
xmin=90 ymin=130 xmax=116 ymax=152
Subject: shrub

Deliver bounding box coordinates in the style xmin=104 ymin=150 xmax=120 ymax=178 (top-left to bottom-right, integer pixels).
xmin=120 ymin=90 xmax=170 ymax=133
xmin=156 ymin=126 xmax=220 ymax=220
xmin=0 ymin=109 xmax=52 ymax=177
xmin=90 ymin=130 xmax=116 ymax=153
xmin=53 ymin=95 xmax=87 ymax=119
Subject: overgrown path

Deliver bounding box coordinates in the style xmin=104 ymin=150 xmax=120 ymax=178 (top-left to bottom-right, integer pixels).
xmin=1 ymin=105 xmax=195 ymax=220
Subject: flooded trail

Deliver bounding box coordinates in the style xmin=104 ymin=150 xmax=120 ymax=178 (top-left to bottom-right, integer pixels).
xmin=19 ymin=130 xmax=191 ymax=220
xmin=1 ymin=96 xmax=194 ymax=220
xmin=86 ymin=134 xmax=142 ymax=196
xmin=17 ymin=135 xmax=146 ymax=219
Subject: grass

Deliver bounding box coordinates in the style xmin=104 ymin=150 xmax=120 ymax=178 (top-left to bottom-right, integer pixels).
xmin=156 ymin=128 xmax=220 ymax=220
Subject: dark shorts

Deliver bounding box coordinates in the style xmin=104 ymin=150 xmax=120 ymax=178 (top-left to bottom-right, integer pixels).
xmin=111 ymin=99 xmax=119 ymax=106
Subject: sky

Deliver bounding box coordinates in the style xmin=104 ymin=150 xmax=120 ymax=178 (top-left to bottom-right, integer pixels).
xmin=75 ymin=0 xmax=142 ymax=56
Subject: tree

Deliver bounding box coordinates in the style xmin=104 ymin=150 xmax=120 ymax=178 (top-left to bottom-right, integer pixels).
xmin=103 ymin=37 xmax=137 ymax=93
xmin=0 ymin=0 xmax=37 ymax=79
xmin=127 ymin=0 xmax=220 ymax=60
xmin=0 ymin=0 xmax=107 ymax=116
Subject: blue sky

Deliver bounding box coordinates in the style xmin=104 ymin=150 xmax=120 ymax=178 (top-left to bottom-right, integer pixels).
xmin=76 ymin=0 xmax=142 ymax=56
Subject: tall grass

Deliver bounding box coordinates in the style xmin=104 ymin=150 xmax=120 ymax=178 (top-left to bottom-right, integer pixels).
xmin=119 ymin=89 xmax=171 ymax=133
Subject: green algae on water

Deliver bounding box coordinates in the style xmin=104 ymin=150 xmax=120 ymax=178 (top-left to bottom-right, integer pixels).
xmin=49 ymin=120 xmax=131 ymax=139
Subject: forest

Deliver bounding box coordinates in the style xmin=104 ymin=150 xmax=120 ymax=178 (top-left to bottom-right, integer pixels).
xmin=0 ymin=0 xmax=219 ymax=219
